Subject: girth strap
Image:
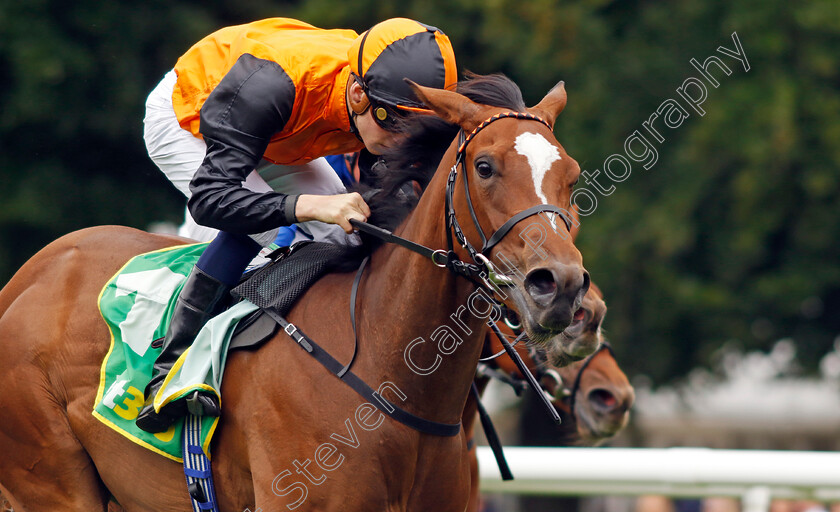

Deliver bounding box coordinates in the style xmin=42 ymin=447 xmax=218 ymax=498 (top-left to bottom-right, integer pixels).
xmin=267 ymin=308 xmax=461 ymax=437
xmin=182 ymin=414 xmax=220 ymax=512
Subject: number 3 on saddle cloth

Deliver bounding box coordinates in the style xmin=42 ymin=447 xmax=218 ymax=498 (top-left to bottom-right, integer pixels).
xmin=94 ymin=241 xmax=359 ymax=461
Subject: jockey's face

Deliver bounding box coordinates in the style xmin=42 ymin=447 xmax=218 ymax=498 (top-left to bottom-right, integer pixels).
xmin=355 ymin=109 xmax=407 ymax=155
xmin=347 ymin=80 xmax=407 ymax=155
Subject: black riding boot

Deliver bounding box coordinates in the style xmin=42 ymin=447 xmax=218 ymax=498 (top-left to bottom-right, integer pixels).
xmin=135 ymin=266 xmax=231 ymax=433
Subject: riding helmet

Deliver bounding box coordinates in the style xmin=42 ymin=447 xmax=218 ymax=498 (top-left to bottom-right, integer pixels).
xmin=348 ymin=18 xmax=457 ymax=116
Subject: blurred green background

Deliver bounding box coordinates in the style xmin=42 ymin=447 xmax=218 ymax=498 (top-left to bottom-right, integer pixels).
xmin=1 ymin=0 xmax=838 ymax=386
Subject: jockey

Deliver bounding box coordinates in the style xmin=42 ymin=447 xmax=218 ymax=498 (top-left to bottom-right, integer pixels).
xmin=138 ymin=17 xmax=457 ymax=433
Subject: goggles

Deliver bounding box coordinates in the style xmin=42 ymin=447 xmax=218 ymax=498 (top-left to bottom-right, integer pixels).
xmin=352 ymin=74 xmax=414 ymax=133
xmin=369 ymin=99 xmax=409 ymax=132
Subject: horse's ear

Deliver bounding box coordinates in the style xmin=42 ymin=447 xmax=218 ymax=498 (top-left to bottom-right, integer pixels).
xmin=406 ymin=80 xmax=483 ymax=132
xmin=529 ymin=80 xmax=567 ymax=129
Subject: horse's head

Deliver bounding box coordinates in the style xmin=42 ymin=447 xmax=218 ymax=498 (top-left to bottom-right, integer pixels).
xmin=549 ymin=344 xmax=635 ymax=445
xmin=410 ymin=79 xmax=591 ymax=365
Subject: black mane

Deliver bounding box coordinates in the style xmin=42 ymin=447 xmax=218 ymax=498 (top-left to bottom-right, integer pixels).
xmin=359 ymin=72 xmax=528 ymax=237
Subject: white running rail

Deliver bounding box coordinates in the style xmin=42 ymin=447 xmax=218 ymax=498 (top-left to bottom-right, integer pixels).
xmin=477 ymin=447 xmax=840 ymax=512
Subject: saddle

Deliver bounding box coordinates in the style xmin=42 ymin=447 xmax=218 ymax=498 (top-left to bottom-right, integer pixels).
xmin=229 ymin=241 xmax=366 ymax=351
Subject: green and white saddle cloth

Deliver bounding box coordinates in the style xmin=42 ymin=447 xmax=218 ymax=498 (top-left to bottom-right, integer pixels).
xmin=93 ymin=243 xmax=259 ymax=461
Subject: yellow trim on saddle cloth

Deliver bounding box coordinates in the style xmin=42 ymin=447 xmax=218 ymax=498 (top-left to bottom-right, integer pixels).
xmin=154 ymin=345 xmax=222 ymax=459
xmin=91 ymin=410 xmax=183 ymax=462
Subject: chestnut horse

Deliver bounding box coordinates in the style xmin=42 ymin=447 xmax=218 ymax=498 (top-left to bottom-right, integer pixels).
xmin=0 ymin=77 xmax=588 ymax=511
xmin=56 ymin=290 xmax=627 ymax=512
xmin=463 ymin=284 xmax=634 ymax=512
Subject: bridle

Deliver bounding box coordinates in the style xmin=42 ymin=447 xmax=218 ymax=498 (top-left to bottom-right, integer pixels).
xmin=354 ymin=110 xmax=575 ymax=291
xmin=561 ymin=341 xmax=614 ymax=417
xmin=442 ymin=111 xmax=574 ymax=285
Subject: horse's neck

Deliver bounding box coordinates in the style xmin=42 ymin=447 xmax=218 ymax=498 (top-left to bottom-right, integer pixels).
xmin=362 ymin=163 xmax=488 ymax=425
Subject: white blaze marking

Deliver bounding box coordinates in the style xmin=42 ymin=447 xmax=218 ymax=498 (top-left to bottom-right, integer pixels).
xmin=514 ymin=132 xmax=561 ymax=229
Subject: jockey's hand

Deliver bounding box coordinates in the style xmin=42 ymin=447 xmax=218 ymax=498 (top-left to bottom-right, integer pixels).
xmin=294 ymin=193 xmax=371 ymax=234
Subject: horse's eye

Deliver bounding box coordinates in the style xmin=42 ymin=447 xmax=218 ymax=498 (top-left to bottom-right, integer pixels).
xmin=475 ymin=161 xmax=494 ymax=179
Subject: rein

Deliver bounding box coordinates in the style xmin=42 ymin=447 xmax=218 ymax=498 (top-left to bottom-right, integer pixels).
xmin=481 ymin=329 xmax=614 ymax=419
xmin=259 ymin=112 xmax=577 ymax=489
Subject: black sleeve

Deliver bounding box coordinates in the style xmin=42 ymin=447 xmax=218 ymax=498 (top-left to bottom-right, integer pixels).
xmin=188 ymin=54 xmax=299 ymax=234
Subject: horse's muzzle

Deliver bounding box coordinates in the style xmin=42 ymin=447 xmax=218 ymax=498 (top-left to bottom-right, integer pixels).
xmin=522 ymin=263 xmax=590 ymax=341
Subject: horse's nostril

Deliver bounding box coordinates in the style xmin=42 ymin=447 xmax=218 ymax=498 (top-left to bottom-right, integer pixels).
xmin=581 ymin=271 xmax=591 ymax=293
xmin=576 ymin=271 xmax=591 ymax=308
xmin=588 ymin=388 xmax=619 ymax=411
xmin=525 ymin=269 xmax=557 ymax=304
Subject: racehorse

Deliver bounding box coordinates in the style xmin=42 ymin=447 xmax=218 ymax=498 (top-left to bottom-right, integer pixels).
xmin=45 ymin=291 xmax=631 ymax=512
xmin=463 ymin=284 xmax=634 ymax=512
xmin=0 ymin=75 xmax=588 ymax=511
